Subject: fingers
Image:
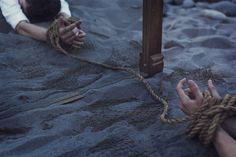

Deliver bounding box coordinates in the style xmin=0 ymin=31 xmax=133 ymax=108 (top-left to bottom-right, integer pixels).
xmin=69 ymin=28 xmax=85 ymax=40
xmin=208 ymin=80 xmax=221 ymax=99
xmin=79 ymin=30 xmax=86 ymax=37
xmin=184 ymin=88 xmax=190 ymax=94
xmin=72 ymin=44 xmax=81 ymax=49
xmin=64 ymin=31 xmax=76 ymax=40
xmin=64 ymin=23 xmax=77 ymax=34
xmin=60 ymin=21 xmax=80 ymax=34
xmin=74 ymin=35 xmax=85 ymax=42
xmin=72 ymin=40 xmax=84 ymax=47
xmin=59 ymin=23 xmax=77 ymax=44
xmin=61 ymin=31 xmax=86 ymax=45
xmin=184 ymin=88 xmax=196 ymax=100
xmin=57 ymin=17 xmax=86 ymax=45
xmin=60 ymin=31 xmax=76 ymax=44
xmin=176 ymin=78 xmax=191 ymax=105
xmin=66 ymin=34 xmax=77 ymax=44
xmin=188 ymin=80 xmax=203 ymax=100
xmin=59 ymin=24 xmax=85 ymax=44
xmin=73 ymin=30 xmax=86 ymax=45
xmin=75 ymin=37 xmax=85 ymax=42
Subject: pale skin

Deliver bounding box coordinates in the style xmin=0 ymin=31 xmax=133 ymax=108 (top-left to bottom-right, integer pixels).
xmin=176 ymin=78 xmax=236 ymax=157
xmin=17 ymin=0 xmax=86 ymax=47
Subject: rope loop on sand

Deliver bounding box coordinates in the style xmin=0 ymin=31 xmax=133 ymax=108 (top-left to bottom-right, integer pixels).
xmin=47 ymin=18 xmax=236 ymax=145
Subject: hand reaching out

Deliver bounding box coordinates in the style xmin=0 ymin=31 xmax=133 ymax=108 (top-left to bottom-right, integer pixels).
xmin=176 ymin=79 xmax=221 ymax=115
xmin=176 ymin=78 xmax=203 ymax=115
xmin=58 ymin=17 xmax=86 ymax=47
xmin=176 ymin=78 xmax=236 ymax=157
xmin=72 ymin=29 xmax=86 ymax=48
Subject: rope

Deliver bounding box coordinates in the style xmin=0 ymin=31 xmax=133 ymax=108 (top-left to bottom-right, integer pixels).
xmin=47 ymin=18 xmax=236 ymax=145
xmin=47 ymin=17 xmax=185 ymax=124
xmin=186 ymin=92 xmax=236 ymax=145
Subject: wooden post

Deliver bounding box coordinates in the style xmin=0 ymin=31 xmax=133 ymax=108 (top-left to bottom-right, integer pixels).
xmin=140 ymin=0 xmax=164 ymax=77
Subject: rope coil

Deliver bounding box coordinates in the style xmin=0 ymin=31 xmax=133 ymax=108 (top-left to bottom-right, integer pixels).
xmin=47 ymin=18 xmax=236 ymax=145
xmin=186 ymin=92 xmax=236 ymax=145
xmin=47 ymin=17 xmax=78 ymax=54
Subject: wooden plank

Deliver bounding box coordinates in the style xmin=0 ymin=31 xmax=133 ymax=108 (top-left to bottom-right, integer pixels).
xmin=140 ymin=0 xmax=164 ymax=77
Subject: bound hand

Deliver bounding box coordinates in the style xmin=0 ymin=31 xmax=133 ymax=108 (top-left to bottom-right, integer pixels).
xmin=58 ymin=17 xmax=82 ymax=45
xmin=176 ymin=78 xmax=203 ymax=115
xmin=72 ymin=29 xmax=86 ymax=48
xmin=176 ymin=79 xmax=221 ymax=115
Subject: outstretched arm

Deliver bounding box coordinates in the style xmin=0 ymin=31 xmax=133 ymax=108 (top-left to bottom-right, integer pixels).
xmin=16 ymin=18 xmax=84 ymax=47
xmin=176 ymin=79 xmax=236 ymax=157
xmin=214 ymin=127 xmax=236 ymax=157
xmin=16 ymin=21 xmax=47 ymax=41
xmin=1 ymin=0 xmax=84 ymax=46
xmin=223 ymin=117 xmax=236 ymax=139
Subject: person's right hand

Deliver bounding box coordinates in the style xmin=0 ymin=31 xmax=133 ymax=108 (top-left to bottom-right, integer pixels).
xmin=58 ymin=17 xmax=82 ymax=45
xmin=176 ymin=79 xmax=221 ymax=115
xmin=176 ymin=78 xmax=203 ymax=115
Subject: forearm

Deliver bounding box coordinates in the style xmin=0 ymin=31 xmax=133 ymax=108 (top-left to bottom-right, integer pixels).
xmin=214 ymin=127 xmax=236 ymax=157
xmin=16 ymin=21 xmax=47 ymax=42
xmin=222 ymin=117 xmax=236 ymax=139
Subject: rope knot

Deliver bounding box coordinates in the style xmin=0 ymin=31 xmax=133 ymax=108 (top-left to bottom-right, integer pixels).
xmin=186 ymin=92 xmax=236 ymax=145
xmin=47 ymin=17 xmax=79 ymax=54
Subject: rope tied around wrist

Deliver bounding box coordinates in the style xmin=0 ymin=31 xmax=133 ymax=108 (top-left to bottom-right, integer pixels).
xmin=186 ymin=92 xmax=236 ymax=145
xmin=47 ymin=18 xmax=236 ymax=145
xmin=47 ymin=17 xmax=78 ymax=54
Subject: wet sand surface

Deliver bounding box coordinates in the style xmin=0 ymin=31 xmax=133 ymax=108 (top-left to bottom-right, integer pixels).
xmin=0 ymin=0 xmax=235 ymax=156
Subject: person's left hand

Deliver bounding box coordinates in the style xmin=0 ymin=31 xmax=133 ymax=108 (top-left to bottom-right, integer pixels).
xmin=176 ymin=78 xmax=204 ymax=115
xmin=57 ymin=17 xmax=81 ymax=45
xmin=72 ymin=29 xmax=86 ymax=48
xmin=63 ymin=13 xmax=87 ymax=48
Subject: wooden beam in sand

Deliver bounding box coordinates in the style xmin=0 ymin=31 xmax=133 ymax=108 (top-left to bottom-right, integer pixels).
xmin=140 ymin=0 xmax=164 ymax=77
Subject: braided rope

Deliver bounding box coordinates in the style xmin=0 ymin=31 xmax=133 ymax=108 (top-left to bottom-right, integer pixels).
xmin=47 ymin=18 xmax=236 ymax=144
xmin=47 ymin=18 xmax=185 ymax=124
xmin=186 ymin=92 xmax=236 ymax=145
xmin=47 ymin=17 xmax=78 ymax=54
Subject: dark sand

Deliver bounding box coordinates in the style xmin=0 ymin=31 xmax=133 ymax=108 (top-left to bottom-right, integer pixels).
xmin=0 ymin=0 xmax=236 ymax=156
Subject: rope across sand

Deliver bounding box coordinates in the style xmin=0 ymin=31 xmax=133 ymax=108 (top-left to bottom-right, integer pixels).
xmin=47 ymin=17 xmax=236 ymax=145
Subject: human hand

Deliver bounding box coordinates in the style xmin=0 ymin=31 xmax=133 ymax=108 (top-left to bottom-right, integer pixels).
xmin=72 ymin=29 xmax=86 ymax=48
xmin=176 ymin=79 xmax=222 ymax=115
xmin=222 ymin=117 xmax=236 ymax=139
xmin=209 ymin=77 xmax=236 ymax=138
xmin=176 ymin=78 xmax=203 ymax=115
xmin=58 ymin=17 xmax=82 ymax=45
xmin=207 ymin=80 xmax=236 ymax=139
xmin=207 ymin=79 xmax=221 ymax=99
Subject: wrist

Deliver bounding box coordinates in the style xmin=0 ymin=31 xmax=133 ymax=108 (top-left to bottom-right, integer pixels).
xmin=222 ymin=117 xmax=236 ymax=139
xmin=214 ymin=127 xmax=228 ymax=145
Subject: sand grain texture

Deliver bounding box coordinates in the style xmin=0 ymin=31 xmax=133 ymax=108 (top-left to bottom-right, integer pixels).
xmin=0 ymin=0 xmax=236 ymax=157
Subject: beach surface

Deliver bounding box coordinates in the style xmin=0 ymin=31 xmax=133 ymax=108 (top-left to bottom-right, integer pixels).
xmin=0 ymin=0 xmax=236 ymax=156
